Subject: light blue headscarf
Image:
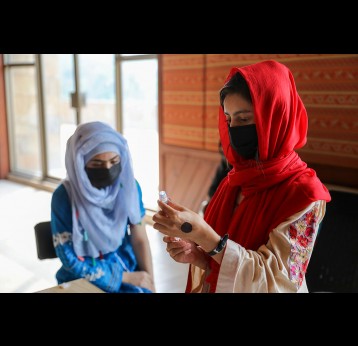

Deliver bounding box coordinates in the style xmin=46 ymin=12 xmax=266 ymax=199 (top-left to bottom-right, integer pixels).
xmin=63 ymin=121 xmax=142 ymax=258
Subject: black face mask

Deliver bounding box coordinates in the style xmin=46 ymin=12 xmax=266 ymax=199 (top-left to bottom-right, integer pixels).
xmin=85 ymin=162 xmax=122 ymax=189
xmin=228 ymin=124 xmax=258 ymax=160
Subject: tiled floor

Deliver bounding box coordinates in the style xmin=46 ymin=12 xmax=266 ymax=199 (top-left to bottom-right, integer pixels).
xmin=0 ymin=179 xmax=188 ymax=293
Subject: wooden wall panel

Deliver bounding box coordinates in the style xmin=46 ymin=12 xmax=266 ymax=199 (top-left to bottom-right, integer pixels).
xmin=160 ymin=144 xmax=221 ymax=212
xmin=162 ymin=54 xmax=205 ymax=149
xmin=285 ymin=56 xmax=358 ymax=172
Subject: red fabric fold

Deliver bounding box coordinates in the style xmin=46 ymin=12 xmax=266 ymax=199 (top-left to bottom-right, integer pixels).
xmin=185 ymin=60 xmax=331 ymax=293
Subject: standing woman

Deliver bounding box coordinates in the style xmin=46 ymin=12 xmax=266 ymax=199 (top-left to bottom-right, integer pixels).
xmin=51 ymin=121 xmax=155 ymax=293
xmin=153 ymin=60 xmax=331 ymax=293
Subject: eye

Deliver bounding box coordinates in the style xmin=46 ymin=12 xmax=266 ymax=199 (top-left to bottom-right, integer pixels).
xmin=111 ymin=156 xmax=120 ymax=165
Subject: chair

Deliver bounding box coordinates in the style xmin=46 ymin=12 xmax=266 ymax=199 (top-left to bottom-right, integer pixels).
xmin=305 ymin=189 xmax=358 ymax=293
xmin=34 ymin=221 xmax=57 ymax=260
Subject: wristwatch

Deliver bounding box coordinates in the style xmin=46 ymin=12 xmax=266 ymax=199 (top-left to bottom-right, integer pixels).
xmin=206 ymin=234 xmax=229 ymax=256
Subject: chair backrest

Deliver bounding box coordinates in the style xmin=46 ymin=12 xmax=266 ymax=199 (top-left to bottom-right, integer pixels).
xmin=34 ymin=221 xmax=57 ymax=260
xmin=306 ymin=189 xmax=358 ymax=293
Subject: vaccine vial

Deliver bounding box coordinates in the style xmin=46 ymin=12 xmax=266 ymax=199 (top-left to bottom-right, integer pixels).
xmin=159 ymin=190 xmax=168 ymax=204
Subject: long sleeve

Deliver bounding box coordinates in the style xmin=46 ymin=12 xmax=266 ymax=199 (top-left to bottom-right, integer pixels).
xmin=215 ymin=200 xmax=326 ymax=293
xmin=51 ymin=184 xmax=144 ymax=293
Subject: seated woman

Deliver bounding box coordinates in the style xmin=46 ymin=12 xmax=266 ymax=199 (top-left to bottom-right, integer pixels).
xmin=51 ymin=121 xmax=155 ymax=293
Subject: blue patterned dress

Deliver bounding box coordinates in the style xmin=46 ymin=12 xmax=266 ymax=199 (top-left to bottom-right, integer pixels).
xmin=51 ymin=180 xmax=152 ymax=293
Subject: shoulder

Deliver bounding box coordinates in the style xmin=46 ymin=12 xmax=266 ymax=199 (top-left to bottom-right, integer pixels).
xmin=52 ymin=183 xmax=68 ymax=199
xmin=134 ymin=179 xmax=145 ymax=216
xmin=51 ymin=184 xmax=70 ymax=208
xmin=134 ymin=179 xmax=143 ymax=197
xmin=277 ymin=200 xmax=326 ymax=231
xmin=134 ymin=179 xmax=141 ymax=189
xmin=293 ymin=170 xmax=330 ymax=202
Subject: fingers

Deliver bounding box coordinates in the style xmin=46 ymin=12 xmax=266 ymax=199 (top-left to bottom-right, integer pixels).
xmin=165 ymin=237 xmax=191 ymax=258
xmin=152 ymin=212 xmax=176 ymax=232
xmin=152 ymin=212 xmax=167 ymax=225
xmin=152 ymin=222 xmax=170 ymax=235
xmin=167 ymin=242 xmax=191 ymax=258
xmin=157 ymin=199 xmax=177 ymax=217
xmin=163 ymin=237 xmax=188 ymax=251
xmin=163 ymin=236 xmax=181 ymax=243
xmin=157 ymin=210 xmax=168 ymax=217
xmin=157 ymin=198 xmax=187 ymax=214
xmin=166 ymin=199 xmax=186 ymax=212
xmin=166 ymin=240 xmax=189 ymax=251
xmin=163 ymin=236 xmax=171 ymax=243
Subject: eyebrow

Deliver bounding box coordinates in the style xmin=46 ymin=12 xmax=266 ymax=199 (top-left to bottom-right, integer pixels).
xmin=90 ymin=155 xmax=120 ymax=163
xmin=224 ymin=109 xmax=253 ymax=116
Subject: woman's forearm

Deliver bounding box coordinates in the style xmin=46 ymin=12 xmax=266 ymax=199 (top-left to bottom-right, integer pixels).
xmin=130 ymin=222 xmax=154 ymax=278
xmin=132 ymin=238 xmax=154 ymax=277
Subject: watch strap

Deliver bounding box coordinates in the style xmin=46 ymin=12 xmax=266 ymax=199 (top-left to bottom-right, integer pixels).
xmin=206 ymin=233 xmax=229 ymax=256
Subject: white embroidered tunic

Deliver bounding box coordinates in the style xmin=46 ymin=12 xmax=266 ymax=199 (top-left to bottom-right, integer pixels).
xmin=189 ymin=200 xmax=326 ymax=293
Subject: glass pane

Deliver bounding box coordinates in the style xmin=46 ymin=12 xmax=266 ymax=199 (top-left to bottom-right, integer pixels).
xmin=78 ymin=54 xmax=116 ymax=128
xmin=7 ymin=67 xmax=41 ymax=176
xmin=121 ymin=59 xmax=158 ymax=210
xmin=5 ymin=54 xmax=35 ymax=64
xmin=42 ymin=54 xmax=77 ymax=179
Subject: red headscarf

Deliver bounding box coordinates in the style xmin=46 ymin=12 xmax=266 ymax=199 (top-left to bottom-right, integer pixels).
xmin=186 ymin=60 xmax=331 ymax=293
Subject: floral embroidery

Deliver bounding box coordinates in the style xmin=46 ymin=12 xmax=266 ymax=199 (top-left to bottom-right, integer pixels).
xmin=288 ymin=203 xmax=319 ymax=289
xmin=85 ymin=267 xmax=105 ymax=282
xmin=53 ymin=232 xmax=72 ymax=247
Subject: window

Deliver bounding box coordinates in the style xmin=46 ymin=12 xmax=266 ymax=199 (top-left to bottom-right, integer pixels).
xmin=119 ymin=55 xmax=159 ymax=211
xmin=4 ymin=54 xmax=159 ymax=211
xmin=5 ymin=56 xmax=41 ymax=176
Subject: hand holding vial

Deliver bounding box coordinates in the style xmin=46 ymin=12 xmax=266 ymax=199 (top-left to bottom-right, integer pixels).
xmin=158 ymin=191 xmax=181 ymax=241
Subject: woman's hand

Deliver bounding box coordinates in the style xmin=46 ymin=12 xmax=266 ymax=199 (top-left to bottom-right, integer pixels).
xmin=163 ymin=236 xmax=207 ymax=269
xmin=152 ymin=199 xmax=220 ymax=253
xmin=153 ymin=199 xmax=207 ymax=243
xmin=122 ymin=271 xmax=155 ymax=292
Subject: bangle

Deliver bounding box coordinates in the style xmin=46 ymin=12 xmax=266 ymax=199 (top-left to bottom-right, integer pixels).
xmin=206 ymin=234 xmax=229 ymax=256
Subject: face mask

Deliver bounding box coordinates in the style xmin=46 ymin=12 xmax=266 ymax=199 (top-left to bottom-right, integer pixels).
xmin=85 ymin=162 xmax=122 ymax=189
xmin=228 ymin=124 xmax=258 ymax=160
